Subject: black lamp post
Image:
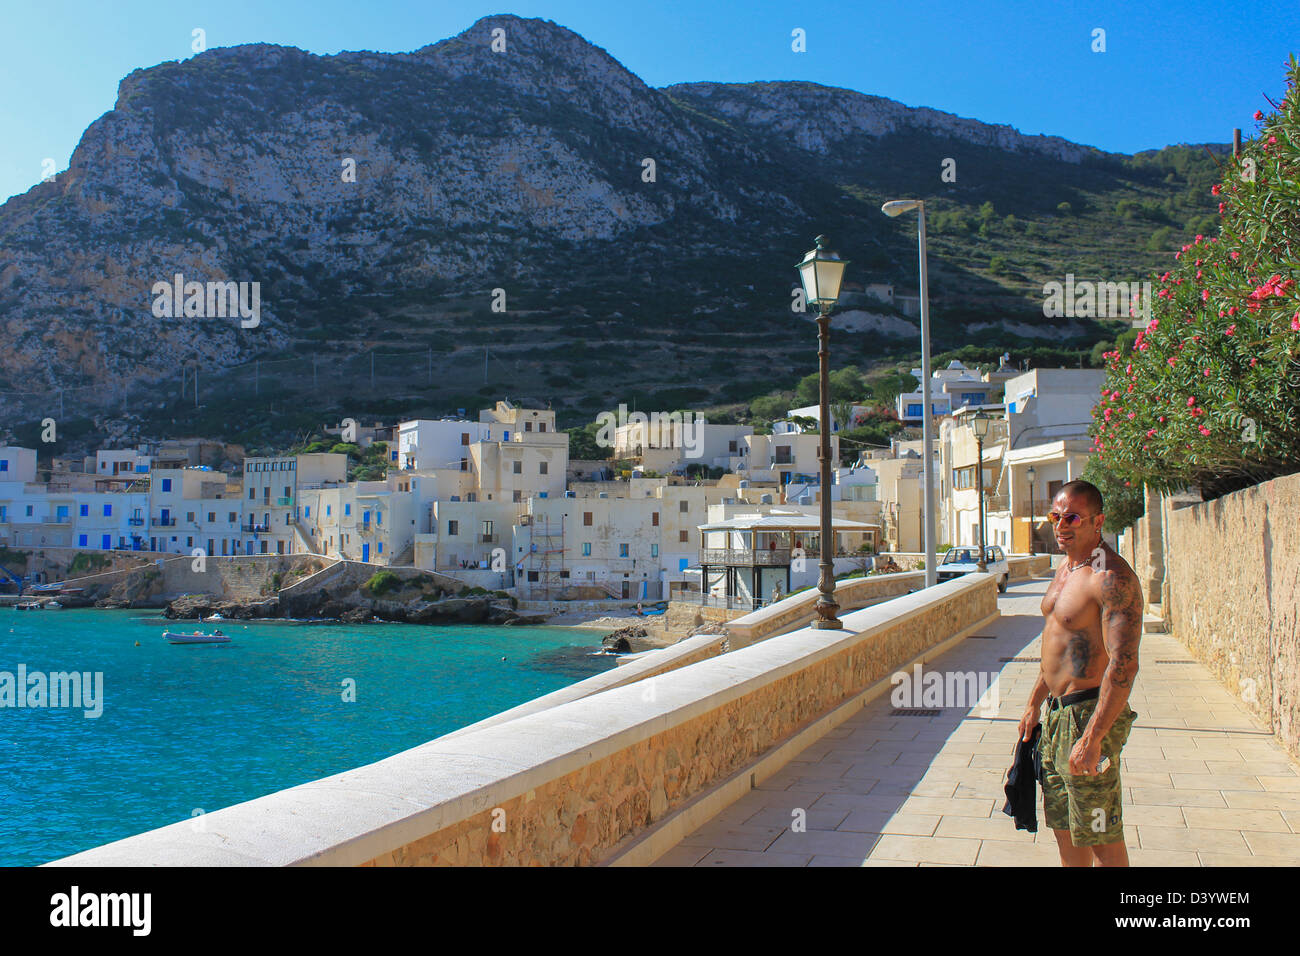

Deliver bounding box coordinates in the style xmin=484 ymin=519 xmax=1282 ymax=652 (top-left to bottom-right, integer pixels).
xmin=972 ymin=409 xmax=991 ymax=573
xmin=795 ymin=235 xmax=848 ymax=630
xmin=1026 ymin=465 xmax=1037 ymax=555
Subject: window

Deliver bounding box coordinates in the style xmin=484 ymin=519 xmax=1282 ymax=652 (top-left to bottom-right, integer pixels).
xmin=448 ymin=520 xmax=459 ymax=535
xmin=78 ymin=534 xmax=88 ymax=547
xmin=26 ymin=505 xmax=33 ymax=516
xmin=651 ymin=544 xmax=658 ymax=558
xmin=619 ymin=543 xmax=629 ymax=557
xmin=525 ymin=422 xmax=533 ymax=432
xmin=0 ymin=460 xmax=6 ymax=472
xmin=249 ymin=488 xmax=256 ymax=500
xmin=583 ymin=512 xmax=593 ymax=526
xmin=482 ymin=520 xmax=494 ymax=538
xmin=460 ymin=458 xmax=468 ymax=472
xmin=679 ymin=530 xmax=689 ymax=543
xmin=103 ymin=504 xmax=112 ymax=517
xmin=513 ymin=490 xmax=522 ymax=503
xmin=527 ymin=570 xmax=539 ymax=581
xmin=186 ymin=512 xmax=195 ymax=522
xmin=539 ymin=422 xmax=547 ymax=432
xmin=377 ymin=542 xmax=383 ymax=554
xmin=582 ymin=542 xmax=591 ymax=556
xmin=207 ymin=512 xmax=215 ymax=523
xmin=228 ymin=511 xmax=236 ymax=523
xmin=774 ymin=446 xmax=793 ymax=465
xmin=161 ymin=478 xmax=172 ymax=492
xmin=186 ymin=536 xmax=193 ymax=547
xmin=512 ymin=460 xmax=522 ymax=474
xmin=679 ymin=500 xmax=689 ymax=513
xmin=728 ymin=440 xmax=737 ymax=453
xmin=326 ymin=505 xmax=332 ymax=516
xmin=344 ymin=503 xmax=351 ymax=516
xmin=461 ymin=433 xmax=470 ymax=445
xmin=651 ymin=512 xmax=659 ymax=526
xmin=304 ymin=506 xmax=310 ymax=518
xmin=79 ymin=504 xmax=89 ymax=517
xmin=907 ymin=404 xmax=923 ymax=418
xmin=539 ymin=461 xmax=548 ymax=475
xmin=283 ymin=486 xmax=291 ymax=498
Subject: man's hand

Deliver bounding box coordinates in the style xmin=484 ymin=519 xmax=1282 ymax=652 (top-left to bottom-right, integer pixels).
xmin=1068 ymin=734 xmax=1103 ymax=775
xmin=1019 ymin=706 xmax=1040 ymax=743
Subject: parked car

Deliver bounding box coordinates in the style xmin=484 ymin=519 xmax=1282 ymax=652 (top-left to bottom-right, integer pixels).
xmin=937 ymin=545 xmax=1009 ymax=592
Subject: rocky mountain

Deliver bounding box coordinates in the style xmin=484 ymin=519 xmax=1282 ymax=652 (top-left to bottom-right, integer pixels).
xmin=0 ymin=14 xmax=1219 ymax=442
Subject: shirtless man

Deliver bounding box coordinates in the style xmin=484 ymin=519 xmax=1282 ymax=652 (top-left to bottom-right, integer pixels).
xmin=1017 ymin=479 xmax=1144 ymax=866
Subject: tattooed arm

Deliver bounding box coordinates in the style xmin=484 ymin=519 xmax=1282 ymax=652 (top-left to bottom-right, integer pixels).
xmin=1070 ymin=563 xmax=1143 ymax=772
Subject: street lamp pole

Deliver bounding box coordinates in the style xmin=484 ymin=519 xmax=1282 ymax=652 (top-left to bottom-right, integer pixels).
xmin=883 ymin=200 xmax=936 ymax=588
xmin=972 ymin=408 xmax=990 ymax=573
xmin=796 ymin=236 xmax=848 ymax=630
xmin=1027 ymin=465 xmax=1037 ymax=555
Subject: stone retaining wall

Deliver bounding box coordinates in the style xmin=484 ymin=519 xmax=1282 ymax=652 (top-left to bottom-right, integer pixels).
xmin=1156 ymin=472 xmax=1300 ymax=759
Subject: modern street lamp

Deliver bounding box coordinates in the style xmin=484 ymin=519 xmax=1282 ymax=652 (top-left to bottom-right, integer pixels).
xmin=972 ymin=409 xmax=991 ymax=573
xmin=1026 ymin=465 xmax=1037 ymax=555
xmin=795 ymin=235 xmax=849 ymax=629
xmin=882 ymin=199 xmax=936 ymax=588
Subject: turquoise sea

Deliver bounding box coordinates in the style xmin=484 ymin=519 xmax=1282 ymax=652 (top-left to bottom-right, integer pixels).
xmin=0 ymin=609 xmax=617 ymax=866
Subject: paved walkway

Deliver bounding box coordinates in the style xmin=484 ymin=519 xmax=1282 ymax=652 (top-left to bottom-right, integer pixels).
xmin=653 ymin=577 xmax=1300 ymax=866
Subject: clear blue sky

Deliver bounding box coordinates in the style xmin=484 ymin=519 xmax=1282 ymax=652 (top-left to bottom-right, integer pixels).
xmin=0 ymin=0 xmax=1291 ymax=203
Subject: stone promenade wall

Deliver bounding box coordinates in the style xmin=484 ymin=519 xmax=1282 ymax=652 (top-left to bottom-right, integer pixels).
xmin=51 ymin=574 xmax=997 ymax=867
xmin=1157 ymin=472 xmax=1300 ymax=759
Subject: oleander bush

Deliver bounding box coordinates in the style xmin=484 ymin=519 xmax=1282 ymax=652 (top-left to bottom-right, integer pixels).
xmin=1090 ymin=56 xmax=1300 ymax=500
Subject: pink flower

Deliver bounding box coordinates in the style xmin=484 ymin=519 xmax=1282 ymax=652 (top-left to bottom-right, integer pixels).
xmin=1158 ymin=416 xmax=1166 ymax=422
xmin=1127 ymin=412 xmax=1136 ymax=419
xmin=1146 ymin=428 xmax=1156 ymax=438
xmin=1250 ymin=358 xmax=1258 ymax=367
xmin=1292 ymin=312 xmax=1300 ymax=332
xmin=1203 ymin=368 xmax=1212 ymax=376
xmin=1187 ymin=396 xmax=1197 ymax=406
xmin=1226 ymin=325 xmax=1236 ymax=335
xmin=1199 ymin=426 xmax=1211 ymax=437
xmin=1254 ymin=110 xmax=1264 ymax=120
xmin=1202 ymin=289 xmax=1210 ymax=301
xmin=1211 ymin=184 xmax=1221 ymax=196
xmin=1230 ymin=251 xmax=1239 ymax=260
xmin=1167 ymin=357 xmax=1178 ymax=367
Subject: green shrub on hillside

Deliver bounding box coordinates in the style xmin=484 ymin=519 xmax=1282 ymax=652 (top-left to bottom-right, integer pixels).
xmin=362 ymin=570 xmax=401 ymax=597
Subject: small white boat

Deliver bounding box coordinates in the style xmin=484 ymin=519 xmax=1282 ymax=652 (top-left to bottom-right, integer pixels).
xmin=164 ymin=629 xmax=231 ymax=645
xmin=44 ymin=601 xmax=62 ymax=609
xmin=204 ymin=613 xmax=224 ymax=622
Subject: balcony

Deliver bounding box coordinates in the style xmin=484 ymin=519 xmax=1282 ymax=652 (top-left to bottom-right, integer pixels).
xmin=277 ymin=497 xmax=294 ymax=507
xmin=128 ymin=517 xmax=145 ymax=526
xmin=241 ymin=523 xmax=270 ymax=534
xmin=151 ymin=518 xmax=176 ymax=527
xmin=42 ymin=515 xmax=73 ymax=524
xmin=480 ymin=533 xmax=498 ymax=544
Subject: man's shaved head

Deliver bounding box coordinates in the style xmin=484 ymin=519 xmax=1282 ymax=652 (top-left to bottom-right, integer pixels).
xmin=1057 ymin=480 xmax=1103 ymax=516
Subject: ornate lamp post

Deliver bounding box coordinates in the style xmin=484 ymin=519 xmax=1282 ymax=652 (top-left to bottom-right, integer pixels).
xmin=881 ymin=199 xmax=936 ymax=588
xmin=795 ymin=235 xmax=848 ymax=629
xmin=1026 ymin=465 xmax=1037 ymax=555
xmin=972 ymin=408 xmax=991 ymax=573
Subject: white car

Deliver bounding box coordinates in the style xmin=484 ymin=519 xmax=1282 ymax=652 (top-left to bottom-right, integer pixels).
xmin=937 ymin=545 xmax=1009 ymax=592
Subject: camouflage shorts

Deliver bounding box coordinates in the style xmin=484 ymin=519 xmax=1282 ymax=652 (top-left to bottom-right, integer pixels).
xmin=1039 ymin=697 xmax=1137 ymax=846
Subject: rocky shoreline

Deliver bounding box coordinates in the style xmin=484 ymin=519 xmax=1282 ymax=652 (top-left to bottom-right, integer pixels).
xmin=158 ymin=592 xmax=549 ymax=627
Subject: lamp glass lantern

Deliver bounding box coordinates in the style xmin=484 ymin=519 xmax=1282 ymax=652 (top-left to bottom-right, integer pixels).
xmin=796 ymin=235 xmax=848 ymax=312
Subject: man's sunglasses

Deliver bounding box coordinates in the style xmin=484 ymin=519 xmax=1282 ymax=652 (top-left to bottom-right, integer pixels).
xmin=1047 ymin=511 xmax=1095 ymax=527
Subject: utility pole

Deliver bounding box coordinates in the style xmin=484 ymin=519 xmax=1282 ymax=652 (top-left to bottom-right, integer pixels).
xmin=194 ymin=365 xmax=199 ymax=408
xmin=371 ymin=351 xmax=375 ymax=391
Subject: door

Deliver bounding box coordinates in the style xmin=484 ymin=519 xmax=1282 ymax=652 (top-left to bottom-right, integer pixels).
xmin=362 ymin=542 xmax=370 ymax=563
xmin=160 ymin=508 xmax=170 ymax=525
xmin=621 ymin=580 xmax=630 ymax=599
xmin=101 ymin=534 xmax=111 ymax=550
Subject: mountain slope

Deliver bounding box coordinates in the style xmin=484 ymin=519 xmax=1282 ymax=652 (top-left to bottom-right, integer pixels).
xmin=0 ymin=14 xmax=1219 ymax=445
